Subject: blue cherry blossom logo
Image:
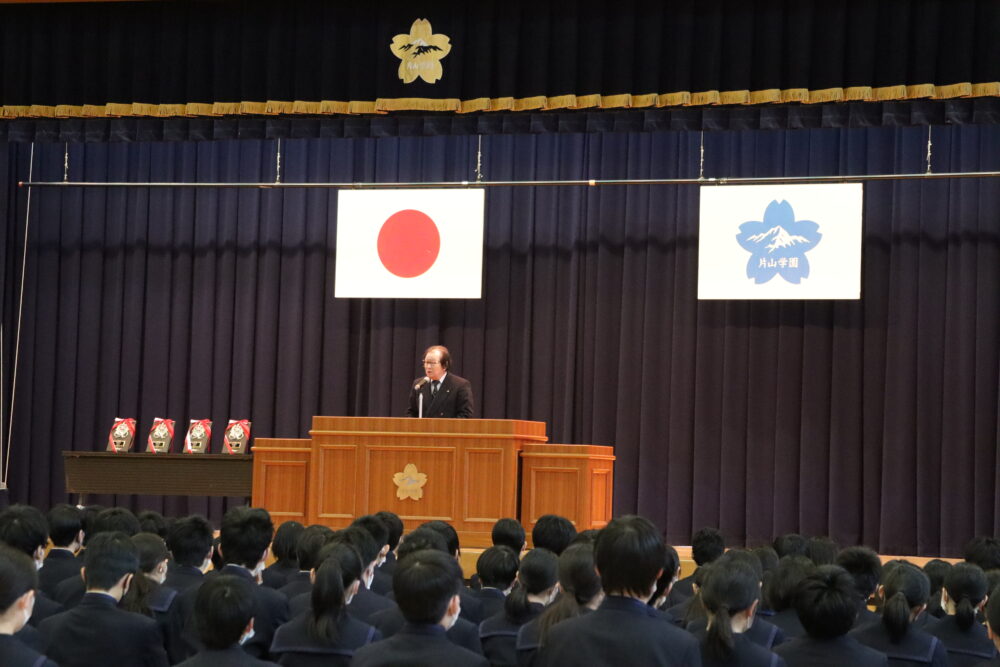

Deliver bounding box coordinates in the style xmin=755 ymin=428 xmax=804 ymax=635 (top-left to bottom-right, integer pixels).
xmin=736 ymin=200 xmax=822 ymax=284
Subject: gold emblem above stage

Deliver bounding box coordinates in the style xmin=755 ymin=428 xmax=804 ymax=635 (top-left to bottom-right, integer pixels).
xmin=390 ymin=19 xmax=451 ymax=84
xmin=393 ymin=462 xmax=428 ymax=500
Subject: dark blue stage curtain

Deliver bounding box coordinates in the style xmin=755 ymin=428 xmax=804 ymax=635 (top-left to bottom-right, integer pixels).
xmin=1 ymin=123 xmax=998 ymax=556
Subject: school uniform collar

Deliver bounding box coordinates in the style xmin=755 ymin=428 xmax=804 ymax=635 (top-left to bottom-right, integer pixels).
xmin=399 ymin=622 xmax=449 ymax=638
xmin=599 ymin=595 xmax=659 ymax=617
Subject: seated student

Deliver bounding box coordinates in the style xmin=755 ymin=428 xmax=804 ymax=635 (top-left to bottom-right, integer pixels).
xmin=850 ymin=561 xmax=947 ymax=666
xmin=53 ymin=507 xmax=142 ymax=609
xmin=517 ymin=542 xmax=604 ymax=667
xmin=279 ymin=525 xmax=334 ymax=600
xmin=966 ymin=537 xmax=1000 ymax=573
xmin=270 ymin=542 xmax=381 ymax=666
xmin=262 ymin=521 xmax=304 ymax=590
xmin=470 ymin=519 xmax=526 ymax=591
xmin=667 ymin=562 xmax=710 ymax=628
xmin=326 ymin=527 xmax=396 ymax=624
xmin=352 ymin=549 xmax=488 ymax=667
xmin=773 ymin=565 xmax=887 ymax=667
xmin=352 ymin=516 xmax=393 ymax=596
xmin=480 ymin=548 xmax=558 ymax=666
xmin=924 ymin=562 xmax=997 ymax=666
xmin=368 ymin=528 xmax=481 ymax=654
xmin=686 ymin=550 xmax=787 ymax=650
xmin=807 ymin=537 xmax=839 ymax=566
xmin=649 ymin=543 xmax=682 ymax=622
xmin=39 ymin=531 xmax=169 ymax=667
xmin=0 ymin=544 xmax=58 ymax=667
xmin=420 ymin=521 xmax=485 ymax=624
xmin=689 ymin=559 xmax=786 ymax=667
xmin=773 ymin=534 xmax=808 ymax=559
xmin=765 ymin=556 xmax=817 ymax=638
xmin=121 ymin=532 xmax=178 ymax=649
xmin=176 ymin=574 xmax=278 ymax=667
xmin=170 ymin=507 xmax=289 ymax=663
xmin=0 ymin=505 xmax=63 ymax=626
xmin=472 ymin=546 xmax=519 ymax=620
xmin=39 ymin=504 xmax=84 ymax=598
xmin=836 ymin=546 xmax=883 ymax=628
xmin=535 ymin=515 xmax=701 ymax=667
xmin=922 ymin=560 xmax=952 ymax=621
xmin=752 ymin=547 xmax=780 ymax=616
xmin=979 ymin=589 xmax=1000 ymax=667
xmin=138 ymin=511 xmax=169 ymax=540
xmin=165 ymin=515 xmax=214 ymax=593
xmin=530 ymin=515 xmax=576 ymax=557
xmin=667 ymin=527 xmax=725 ymax=607
xmin=374 ymin=512 xmax=404 ymax=577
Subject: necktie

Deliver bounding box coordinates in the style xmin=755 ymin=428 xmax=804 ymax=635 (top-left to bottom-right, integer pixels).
xmin=431 ymin=380 xmax=439 ymax=397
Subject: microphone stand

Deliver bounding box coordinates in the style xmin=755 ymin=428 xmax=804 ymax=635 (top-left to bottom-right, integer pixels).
xmin=418 ymin=392 xmax=423 ymax=419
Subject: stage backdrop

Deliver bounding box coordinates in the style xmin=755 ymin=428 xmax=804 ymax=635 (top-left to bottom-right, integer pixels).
xmin=1 ymin=120 xmax=998 ymax=557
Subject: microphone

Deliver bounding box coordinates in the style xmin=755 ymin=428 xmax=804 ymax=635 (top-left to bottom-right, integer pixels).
xmin=414 ymin=377 xmax=430 ymax=390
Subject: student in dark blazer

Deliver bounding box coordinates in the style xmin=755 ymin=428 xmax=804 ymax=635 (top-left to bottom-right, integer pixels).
xmin=269 ymin=542 xmax=381 ymax=666
xmin=666 ymin=527 xmax=725 ymax=608
xmin=692 ymin=559 xmax=786 ymax=667
xmin=850 ymin=561 xmax=948 ymax=666
xmin=120 ymin=532 xmax=179 ymax=656
xmin=535 ymin=515 xmax=702 ymax=667
xmin=352 ymin=515 xmax=393 ymax=597
xmin=176 ymin=575 xmax=279 ymax=667
xmin=976 ymin=590 xmax=1000 ymax=667
xmin=164 ymin=515 xmax=214 ymax=594
xmin=406 ymin=345 xmax=474 ymax=418
xmin=837 ymin=546 xmax=884 ymax=629
xmin=480 ymin=548 xmax=558 ymax=666
xmin=0 ymin=505 xmax=64 ymax=628
xmin=352 ymin=549 xmax=488 ymax=667
xmin=278 ymin=525 xmax=333 ymax=601
xmin=764 ymin=556 xmax=816 ymax=638
xmin=420 ymin=520 xmax=484 ymax=624
xmin=471 ymin=546 xmax=519 ymax=620
xmin=924 ymin=563 xmax=997 ymax=666
xmin=0 ymin=544 xmax=59 ymax=667
xmin=38 ymin=532 xmax=169 ymax=667
xmin=39 ymin=504 xmax=84 ymax=598
xmin=262 ymin=521 xmax=304 ymax=590
xmin=773 ymin=565 xmax=887 ymax=667
xmin=330 ymin=527 xmax=397 ymax=624
xmin=374 ymin=511 xmax=404 ymax=579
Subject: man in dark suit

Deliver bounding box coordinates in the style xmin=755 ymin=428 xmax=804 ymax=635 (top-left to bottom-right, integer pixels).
xmin=406 ymin=345 xmax=474 ymax=418
xmin=39 ymin=504 xmax=84 ymax=598
xmin=0 ymin=544 xmax=59 ymax=667
xmin=39 ymin=532 xmax=169 ymax=667
xmin=352 ymin=549 xmax=488 ymax=667
xmin=535 ymin=515 xmax=702 ymax=667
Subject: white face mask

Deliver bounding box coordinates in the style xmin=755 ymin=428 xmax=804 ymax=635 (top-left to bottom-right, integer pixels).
xmin=35 ymin=558 xmax=43 ymax=571
xmin=364 ymin=566 xmax=375 ymax=590
xmin=239 ymin=627 xmax=255 ymax=646
xmin=200 ymin=557 xmax=212 ymax=573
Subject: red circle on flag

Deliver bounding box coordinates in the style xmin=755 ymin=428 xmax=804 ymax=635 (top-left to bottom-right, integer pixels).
xmin=377 ymin=209 xmax=441 ymax=278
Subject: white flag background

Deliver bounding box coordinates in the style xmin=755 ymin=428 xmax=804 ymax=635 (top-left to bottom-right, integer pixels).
xmin=335 ymin=189 xmax=485 ymax=299
xmin=697 ymin=183 xmax=864 ymax=300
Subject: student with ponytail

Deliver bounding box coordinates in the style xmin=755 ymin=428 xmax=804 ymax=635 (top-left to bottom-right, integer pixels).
xmin=690 ymin=560 xmax=785 ymax=667
xmin=925 ymin=562 xmax=996 ymax=666
xmin=480 ymin=547 xmax=559 ymax=666
xmin=850 ymin=561 xmax=948 ymax=666
xmin=516 ymin=543 xmax=604 ymax=666
xmin=269 ymin=542 xmax=381 ymax=666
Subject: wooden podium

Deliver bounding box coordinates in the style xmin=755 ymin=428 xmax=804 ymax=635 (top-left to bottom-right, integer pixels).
xmin=252 ymin=417 xmax=613 ymax=547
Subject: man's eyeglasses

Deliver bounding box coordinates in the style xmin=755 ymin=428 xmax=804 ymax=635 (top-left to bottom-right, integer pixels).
xmin=422 ymin=360 xmax=441 ymax=365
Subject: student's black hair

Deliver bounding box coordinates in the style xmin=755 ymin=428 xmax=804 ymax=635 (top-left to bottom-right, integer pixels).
xmin=476 ymin=545 xmax=519 ymax=590
xmin=881 ymin=561 xmax=930 ymax=643
xmin=691 ymin=527 xmax=725 ymax=566
xmin=421 ymin=520 xmax=460 ymax=556
xmin=965 ymin=536 xmax=1000 ymax=572
xmin=393 ymin=549 xmax=463 ymax=624
xmin=986 ymin=570 xmax=1000 ymax=603
xmin=83 ymin=531 xmax=139 ymax=591
xmin=137 ymin=510 xmax=169 ymax=539
xmin=701 ymin=560 xmax=760 ymax=660
xmin=396 ymin=528 xmax=449 ymax=560
xmin=570 ymin=529 xmax=600 ymax=546
xmin=716 ymin=549 xmax=764 ymax=582
xmin=194 ymin=574 xmax=256 ymax=650
xmin=491 ymin=518 xmax=526 ymax=553
xmin=121 ymin=532 xmax=171 ymax=616
xmin=308 ymin=542 xmax=364 ymax=643
xmin=80 ymin=505 xmax=105 ymax=546
xmin=765 ymin=555 xmax=816 ymax=611
xmin=772 ymin=533 xmax=808 ymax=559
xmin=92 ymin=507 xmax=141 ymax=537
xmin=594 ymin=515 xmax=665 ymax=598
xmin=329 ymin=526 xmax=379 ymax=568
xmin=651 ymin=543 xmax=682 ymax=607
xmin=752 ymin=546 xmax=779 ymax=574
xmin=505 ymin=547 xmax=558 ymax=622
xmin=374 ymin=511 xmax=404 ymax=551
xmin=167 ymin=515 xmax=214 ymax=568
xmin=835 ymin=545 xmax=883 ymax=599
xmin=683 ymin=561 xmax=712 ymax=627
xmin=47 ymin=504 xmax=83 ymax=548
xmin=923 ymin=559 xmax=952 ymax=596
xmin=532 ymin=515 xmax=577 ymax=556
xmin=537 ymin=543 xmax=602 ymax=644
xmin=944 ymin=562 xmax=989 ymax=631
xmin=219 ymin=506 xmax=274 ymax=568
xmin=0 ymin=543 xmax=38 ymax=611
xmin=296 ymin=525 xmax=335 ymax=571
xmin=0 ymin=505 xmax=49 ymax=556
xmin=985 ymin=587 xmax=1000 ymax=640
xmin=806 ymin=536 xmax=840 ymax=566
xmin=270 ymin=521 xmax=305 ymax=565
xmin=351 ymin=515 xmax=389 ymax=552
xmin=794 ymin=565 xmax=859 ymax=639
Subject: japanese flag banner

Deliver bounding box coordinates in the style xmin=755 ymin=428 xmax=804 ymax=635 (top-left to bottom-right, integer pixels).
xmin=335 ymin=189 xmax=485 ymax=299
xmin=698 ymin=183 xmax=863 ymax=300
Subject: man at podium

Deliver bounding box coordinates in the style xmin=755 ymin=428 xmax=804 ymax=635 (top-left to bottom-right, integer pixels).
xmin=406 ymin=345 xmax=474 ymax=418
